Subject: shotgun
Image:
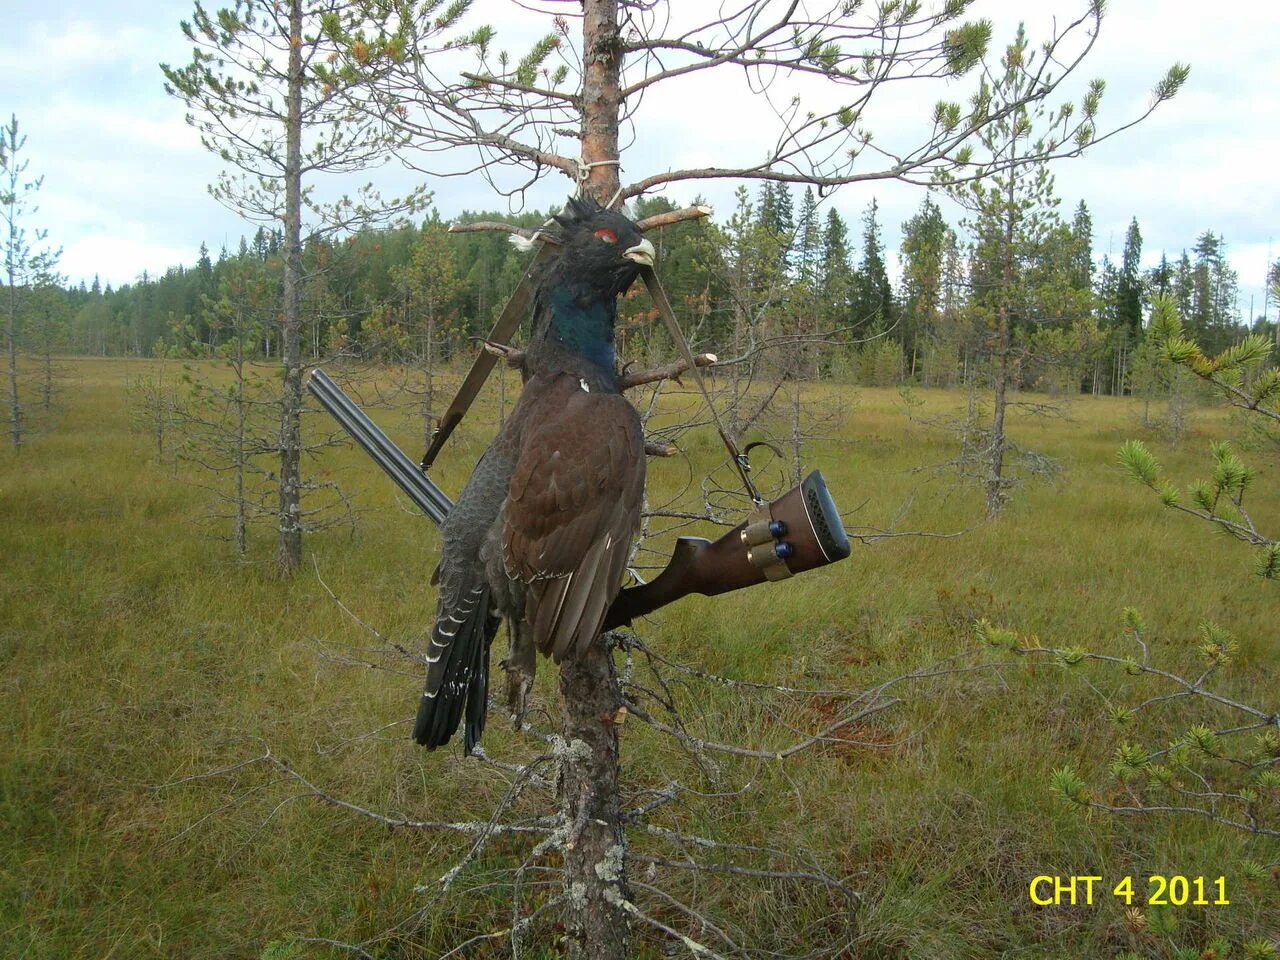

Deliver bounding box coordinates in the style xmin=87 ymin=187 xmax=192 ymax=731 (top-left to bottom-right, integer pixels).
xmin=306 ymin=368 xmax=851 ymax=627
xmin=308 ymin=369 xmax=451 ymax=524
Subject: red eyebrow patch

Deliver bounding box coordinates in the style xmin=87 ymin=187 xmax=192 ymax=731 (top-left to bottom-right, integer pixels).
xmin=594 ymin=227 xmax=618 ymax=243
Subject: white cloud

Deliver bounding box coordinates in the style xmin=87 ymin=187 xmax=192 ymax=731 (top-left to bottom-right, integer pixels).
xmin=4 ymin=1 xmax=1277 ymax=312
xmin=0 ymin=20 xmax=161 ymax=79
xmin=60 ymin=232 xmax=196 ymax=289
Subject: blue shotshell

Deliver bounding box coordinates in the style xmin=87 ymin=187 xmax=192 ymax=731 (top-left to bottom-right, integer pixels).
xmin=775 ymin=541 xmax=795 ymax=559
xmin=768 ymin=519 xmax=787 ymax=537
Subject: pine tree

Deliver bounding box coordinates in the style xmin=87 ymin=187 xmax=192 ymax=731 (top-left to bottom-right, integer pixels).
xmin=852 ymin=198 xmax=894 ymax=332
xmin=1068 ymin=201 xmax=1093 ymax=292
xmin=162 ymin=0 xmax=426 ymax=574
xmin=29 ymin=269 xmax=68 ymax=417
xmin=755 ymin=180 xmax=795 ymax=274
xmin=390 ymin=216 xmax=463 ymax=448
xmin=946 ymin=26 xmax=1077 ymax=515
xmin=1188 ymin=230 xmax=1240 ymax=352
xmin=1148 ymin=252 xmax=1172 ymax=298
xmin=1118 ymin=218 xmax=1144 ymax=336
xmin=795 ymin=187 xmax=821 ymax=284
xmin=899 ymin=195 xmax=952 ymax=380
xmin=773 ymin=182 xmax=795 ymax=241
xmin=2 ymin=114 xmax=61 ymax=450
xmin=755 ymin=182 xmax=775 ymax=232
xmin=1173 ymin=251 xmax=1194 ymax=324
xmin=819 ymin=208 xmax=854 ymax=332
xmin=1101 ymin=216 xmax=1144 ymax=394
xmin=700 ymin=186 xmax=792 ymax=425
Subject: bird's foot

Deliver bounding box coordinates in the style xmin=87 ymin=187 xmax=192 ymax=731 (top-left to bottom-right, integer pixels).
xmin=500 ymin=657 xmax=535 ymax=729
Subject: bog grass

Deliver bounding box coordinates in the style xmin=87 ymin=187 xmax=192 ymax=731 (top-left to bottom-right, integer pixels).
xmin=2 ymin=358 xmax=1277 ymax=958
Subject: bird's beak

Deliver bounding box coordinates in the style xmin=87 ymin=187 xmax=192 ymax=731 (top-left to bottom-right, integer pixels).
xmin=623 ymin=238 xmax=656 ymax=267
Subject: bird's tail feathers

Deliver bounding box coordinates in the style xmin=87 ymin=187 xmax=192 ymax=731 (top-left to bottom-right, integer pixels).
xmin=413 ymin=579 xmax=498 ymax=753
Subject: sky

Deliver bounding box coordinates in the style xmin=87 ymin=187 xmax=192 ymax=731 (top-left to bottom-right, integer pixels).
xmin=3 ymin=1 xmax=1278 ymax=321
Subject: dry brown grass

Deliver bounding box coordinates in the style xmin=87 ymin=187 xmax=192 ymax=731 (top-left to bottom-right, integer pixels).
xmin=2 ymin=358 xmax=1276 ymax=958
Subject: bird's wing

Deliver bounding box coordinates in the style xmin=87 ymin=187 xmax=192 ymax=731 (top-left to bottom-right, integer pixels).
xmin=502 ymin=382 xmax=645 ymax=662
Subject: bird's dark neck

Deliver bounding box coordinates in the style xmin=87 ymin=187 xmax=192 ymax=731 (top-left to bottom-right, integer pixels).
xmin=527 ymin=285 xmax=619 ymax=388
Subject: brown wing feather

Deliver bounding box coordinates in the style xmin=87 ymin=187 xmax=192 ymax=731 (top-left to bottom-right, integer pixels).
xmin=502 ymin=376 xmax=645 ymax=662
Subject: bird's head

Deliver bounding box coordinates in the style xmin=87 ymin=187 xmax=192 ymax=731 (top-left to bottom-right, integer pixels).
xmin=544 ymin=196 xmax=655 ymax=299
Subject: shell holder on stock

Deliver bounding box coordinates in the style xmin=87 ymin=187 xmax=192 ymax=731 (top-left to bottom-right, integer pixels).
xmin=733 ymin=440 xmax=794 ymax=581
xmin=743 ymin=501 xmax=793 ymax=582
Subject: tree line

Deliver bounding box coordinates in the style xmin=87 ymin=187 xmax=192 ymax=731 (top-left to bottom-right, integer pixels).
xmin=16 ymin=186 xmax=1271 ymax=397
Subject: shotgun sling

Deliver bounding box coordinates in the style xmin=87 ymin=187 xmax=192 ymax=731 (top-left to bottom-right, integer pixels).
xmin=307 ymin=368 xmax=852 ymax=626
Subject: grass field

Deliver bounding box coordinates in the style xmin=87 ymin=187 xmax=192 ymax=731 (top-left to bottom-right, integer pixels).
xmin=2 ymin=358 xmax=1277 ymax=959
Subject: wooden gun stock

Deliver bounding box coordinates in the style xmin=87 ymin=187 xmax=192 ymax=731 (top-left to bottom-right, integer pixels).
xmin=603 ymin=471 xmax=850 ymax=630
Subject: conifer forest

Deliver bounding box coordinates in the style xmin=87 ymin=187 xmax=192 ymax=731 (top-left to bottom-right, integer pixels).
xmin=37 ymin=191 xmax=1265 ymax=396
xmin=3 ymin=2 xmax=1278 ymax=959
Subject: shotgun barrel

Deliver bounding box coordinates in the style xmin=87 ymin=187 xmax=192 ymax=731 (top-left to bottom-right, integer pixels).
xmin=306 ymin=368 xmax=454 ymax=525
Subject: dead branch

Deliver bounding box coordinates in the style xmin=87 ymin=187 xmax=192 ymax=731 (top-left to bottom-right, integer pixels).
xmin=480 ymin=339 xmax=525 ymax=367
xmin=447 ymin=221 xmax=560 ymax=242
xmin=162 ymin=744 xmax=557 ymax=836
xmin=845 ymin=525 xmax=972 ymax=544
xmin=607 ymin=890 xmax=729 ymax=960
xmin=447 ymin=204 xmax=712 ymax=244
xmin=1077 ymin=799 xmax=1280 ymax=839
xmin=645 ymin=440 xmax=678 ymax=457
xmin=634 ymin=204 xmax=714 ymax=232
xmin=258 ymin=750 xmax=558 ymax=835
xmin=478 ymin=341 xmax=718 ymax=397
xmin=623 ymin=696 xmax=899 ymax=761
xmin=313 ymin=557 xmax=396 ymax=646
xmin=618 ymin=633 xmax=891 ymax=699
xmin=631 ymin=851 xmax=853 ymax=892
xmin=620 ymin=352 xmax=717 ymax=389
xmin=437 ymin=895 xmax=567 ymax=960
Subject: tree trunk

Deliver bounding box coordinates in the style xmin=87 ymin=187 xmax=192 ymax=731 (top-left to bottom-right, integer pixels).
xmin=154 ymin=360 xmax=168 ymax=457
xmin=234 ymin=325 xmax=248 ymax=561
xmin=422 ymin=307 xmax=435 ymax=450
xmin=5 ymin=149 xmax=20 ymax=447
xmin=986 ymin=169 xmax=1017 ymax=518
xmin=986 ymin=313 xmax=1009 ymax=518
xmin=276 ymin=0 xmax=304 ymax=576
xmin=41 ymin=329 xmax=52 ymax=412
xmin=790 ymin=357 xmax=804 ymax=485
xmin=580 ymin=0 xmax=622 ymax=204
xmin=729 ymin=300 xmax=745 ymax=435
xmin=499 ymin=359 xmax=507 ymax=428
xmin=5 ymin=281 xmax=19 ymax=450
xmin=557 ymin=5 xmax=632 ymax=957
xmin=558 ymin=651 xmax=630 ymax=958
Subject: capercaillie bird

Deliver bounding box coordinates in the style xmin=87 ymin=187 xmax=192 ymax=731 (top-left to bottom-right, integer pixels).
xmin=412 ymin=197 xmax=654 ymax=753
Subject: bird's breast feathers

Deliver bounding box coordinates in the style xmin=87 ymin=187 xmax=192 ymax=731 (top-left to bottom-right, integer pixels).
xmin=498 ymin=374 xmax=645 ymax=660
